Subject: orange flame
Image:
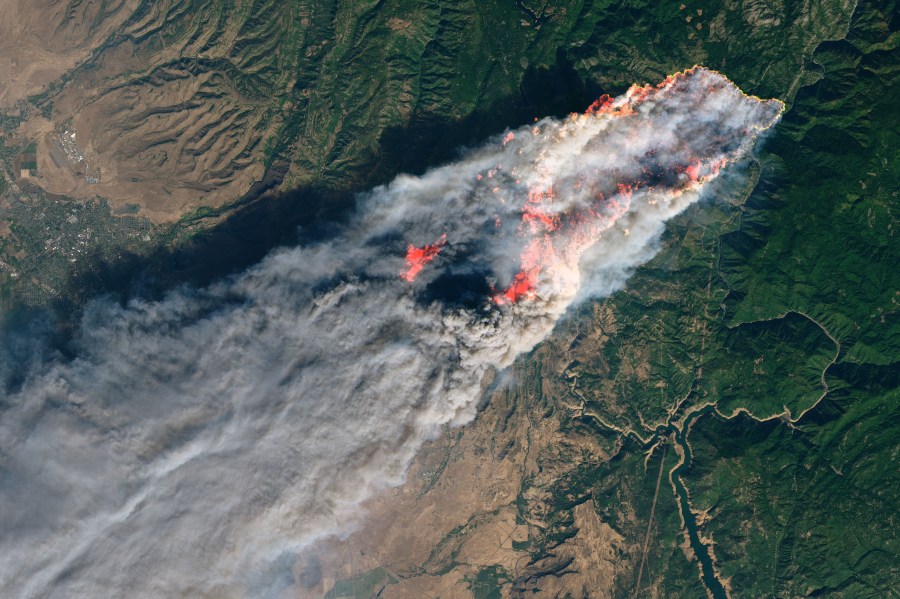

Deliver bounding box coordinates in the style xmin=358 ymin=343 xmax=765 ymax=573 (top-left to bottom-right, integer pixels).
xmin=401 ymin=234 xmax=447 ymax=282
xmin=585 ymin=94 xmax=613 ymax=115
xmin=401 ymin=66 xmax=781 ymax=305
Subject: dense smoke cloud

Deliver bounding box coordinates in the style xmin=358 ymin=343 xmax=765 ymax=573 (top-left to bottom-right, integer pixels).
xmin=0 ymin=68 xmax=781 ymax=597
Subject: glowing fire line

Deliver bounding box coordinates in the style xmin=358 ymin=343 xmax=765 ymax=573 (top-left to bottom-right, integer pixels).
xmin=400 ymin=66 xmax=783 ymax=305
xmin=401 ymin=234 xmax=447 ymax=282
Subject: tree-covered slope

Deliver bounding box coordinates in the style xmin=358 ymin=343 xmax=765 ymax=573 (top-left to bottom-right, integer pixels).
xmin=0 ymin=0 xmax=895 ymax=596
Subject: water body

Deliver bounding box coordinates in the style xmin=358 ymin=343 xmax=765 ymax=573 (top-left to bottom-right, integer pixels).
xmin=669 ymin=407 xmax=729 ymax=599
xmin=0 ymin=69 xmax=779 ymax=597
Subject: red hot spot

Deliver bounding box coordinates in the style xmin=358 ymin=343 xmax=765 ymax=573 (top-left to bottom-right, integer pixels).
xmin=401 ymin=234 xmax=447 ymax=282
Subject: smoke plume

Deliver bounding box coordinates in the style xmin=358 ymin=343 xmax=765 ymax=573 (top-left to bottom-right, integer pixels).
xmin=0 ymin=68 xmax=781 ymax=597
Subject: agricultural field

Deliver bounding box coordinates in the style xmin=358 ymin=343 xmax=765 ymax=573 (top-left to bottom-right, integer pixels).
xmin=0 ymin=0 xmax=896 ymax=597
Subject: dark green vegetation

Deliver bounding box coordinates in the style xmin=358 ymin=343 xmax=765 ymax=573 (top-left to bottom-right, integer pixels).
xmin=323 ymin=567 xmax=398 ymax=598
xmin=519 ymin=0 xmax=897 ymax=596
xmin=0 ymin=0 xmax=896 ymax=597
xmin=469 ymin=565 xmax=512 ymax=599
xmin=0 ymin=0 xmax=857 ymax=308
xmin=0 ymin=189 xmax=154 ymax=310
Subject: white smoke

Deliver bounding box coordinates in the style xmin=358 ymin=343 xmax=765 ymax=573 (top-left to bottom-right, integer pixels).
xmin=0 ymin=68 xmax=781 ymax=598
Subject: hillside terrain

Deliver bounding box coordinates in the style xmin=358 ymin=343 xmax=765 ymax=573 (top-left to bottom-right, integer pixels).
xmin=0 ymin=0 xmax=856 ymax=308
xmin=0 ymin=0 xmax=897 ymax=597
xmin=298 ymin=1 xmax=899 ymax=597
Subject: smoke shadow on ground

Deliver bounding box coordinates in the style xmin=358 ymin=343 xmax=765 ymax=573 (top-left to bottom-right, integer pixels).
xmin=12 ymin=52 xmax=610 ymax=332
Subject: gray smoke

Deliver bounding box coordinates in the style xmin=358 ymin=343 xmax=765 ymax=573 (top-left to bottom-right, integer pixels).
xmin=0 ymin=68 xmax=782 ymax=598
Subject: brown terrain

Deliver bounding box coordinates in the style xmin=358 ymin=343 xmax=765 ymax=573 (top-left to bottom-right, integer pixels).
xmin=0 ymin=0 xmax=138 ymax=108
xmin=2 ymin=0 xmax=297 ymax=222
xmin=281 ymin=290 xmax=718 ymax=598
xmin=296 ymin=364 xmax=625 ymax=599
